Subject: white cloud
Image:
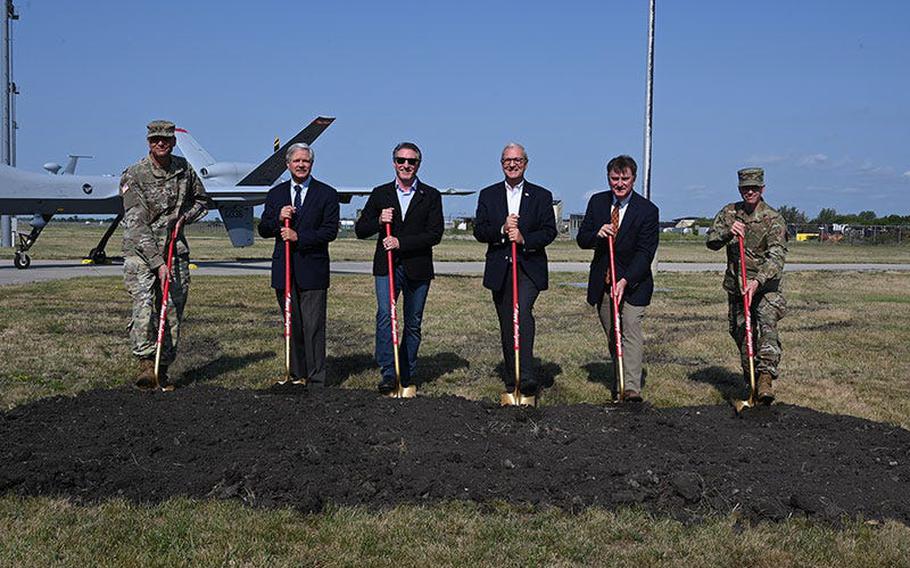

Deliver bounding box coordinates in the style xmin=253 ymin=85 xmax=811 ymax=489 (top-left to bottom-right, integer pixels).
xmin=797 ymin=153 xmax=829 ymax=167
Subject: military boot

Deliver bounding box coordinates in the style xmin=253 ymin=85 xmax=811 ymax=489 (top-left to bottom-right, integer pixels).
xmin=758 ymin=372 xmax=774 ymax=405
xmin=158 ymin=365 xmax=175 ymax=392
xmin=135 ymin=359 xmax=158 ymax=390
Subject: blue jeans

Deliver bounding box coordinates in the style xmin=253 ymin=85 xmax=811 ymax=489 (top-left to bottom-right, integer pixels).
xmin=374 ymin=265 xmax=430 ymax=385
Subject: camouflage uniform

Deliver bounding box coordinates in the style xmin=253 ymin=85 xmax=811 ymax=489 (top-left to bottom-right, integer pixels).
xmin=706 ymin=175 xmax=787 ymax=380
xmin=121 ymin=121 xmax=208 ymax=365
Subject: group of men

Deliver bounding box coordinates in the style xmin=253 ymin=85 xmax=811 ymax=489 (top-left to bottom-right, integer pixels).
xmin=120 ymin=120 xmax=788 ymax=404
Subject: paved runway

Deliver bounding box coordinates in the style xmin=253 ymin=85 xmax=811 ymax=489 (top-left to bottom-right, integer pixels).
xmin=2 ymin=259 xmax=910 ymax=286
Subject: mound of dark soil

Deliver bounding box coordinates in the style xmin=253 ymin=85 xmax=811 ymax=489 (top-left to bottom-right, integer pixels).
xmin=1 ymin=385 xmax=908 ymax=524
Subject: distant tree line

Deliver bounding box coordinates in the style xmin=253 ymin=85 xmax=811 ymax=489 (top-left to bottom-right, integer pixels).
xmin=778 ymin=206 xmax=910 ymax=227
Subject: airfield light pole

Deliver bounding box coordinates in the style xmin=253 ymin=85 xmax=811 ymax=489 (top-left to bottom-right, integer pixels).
xmin=0 ymin=0 xmax=17 ymax=248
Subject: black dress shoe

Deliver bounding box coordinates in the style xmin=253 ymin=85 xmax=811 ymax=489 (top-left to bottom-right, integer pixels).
xmin=378 ymin=379 xmax=396 ymax=395
xmin=520 ymin=382 xmax=540 ymax=397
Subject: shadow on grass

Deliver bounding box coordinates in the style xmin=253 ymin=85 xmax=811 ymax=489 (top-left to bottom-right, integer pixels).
xmin=583 ymin=360 xmax=649 ymax=399
xmin=178 ymin=351 xmax=275 ymax=387
xmin=688 ymin=365 xmax=747 ymax=401
xmin=326 ymin=353 xmax=375 ymax=386
xmin=414 ymin=352 xmax=471 ymax=387
xmin=492 ymin=358 xmax=562 ymax=388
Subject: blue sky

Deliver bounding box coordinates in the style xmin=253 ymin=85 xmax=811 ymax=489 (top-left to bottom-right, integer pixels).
xmin=12 ymin=0 xmax=910 ymax=220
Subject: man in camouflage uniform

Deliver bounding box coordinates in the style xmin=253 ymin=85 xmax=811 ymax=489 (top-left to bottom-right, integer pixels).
xmin=121 ymin=120 xmax=209 ymax=390
xmin=706 ymin=167 xmax=787 ymax=404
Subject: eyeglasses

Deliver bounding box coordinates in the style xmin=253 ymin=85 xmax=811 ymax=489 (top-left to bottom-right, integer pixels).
xmin=501 ymin=157 xmax=526 ymax=165
xmin=739 ymin=186 xmax=761 ymax=194
xmin=148 ymin=137 xmax=173 ymax=146
xmin=394 ymin=157 xmax=420 ymax=165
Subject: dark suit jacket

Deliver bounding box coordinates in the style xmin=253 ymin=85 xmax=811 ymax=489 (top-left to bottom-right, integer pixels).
xmin=576 ymin=190 xmax=659 ymax=306
xmin=473 ymin=180 xmax=557 ymax=291
xmin=258 ymin=178 xmax=340 ymax=290
xmin=354 ymin=180 xmax=444 ymax=280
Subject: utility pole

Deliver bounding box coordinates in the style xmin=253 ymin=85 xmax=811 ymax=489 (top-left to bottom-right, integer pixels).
xmin=0 ymin=0 xmax=17 ymax=248
xmin=642 ymin=0 xmax=655 ymax=201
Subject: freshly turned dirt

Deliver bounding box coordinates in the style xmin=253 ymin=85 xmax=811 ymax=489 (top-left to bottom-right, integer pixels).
xmin=2 ymin=385 xmax=909 ymax=524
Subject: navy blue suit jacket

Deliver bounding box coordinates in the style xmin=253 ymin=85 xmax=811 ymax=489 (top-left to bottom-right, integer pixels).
xmin=576 ymin=190 xmax=659 ymax=306
xmin=473 ymin=180 xmax=557 ymax=291
xmin=258 ymin=178 xmax=340 ymax=290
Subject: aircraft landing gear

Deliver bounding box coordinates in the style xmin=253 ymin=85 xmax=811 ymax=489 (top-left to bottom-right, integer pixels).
xmin=14 ymin=251 xmax=30 ymax=270
xmin=82 ymin=213 xmax=123 ymax=265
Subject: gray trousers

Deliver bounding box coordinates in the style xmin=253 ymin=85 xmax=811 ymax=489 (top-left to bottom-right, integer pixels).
xmin=598 ymin=300 xmax=647 ymax=393
xmin=275 ymin=287 xmax=327 ymax=386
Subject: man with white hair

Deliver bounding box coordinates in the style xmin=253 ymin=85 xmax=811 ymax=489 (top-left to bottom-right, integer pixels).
xmin=474 ymin=143 xmax=557 ymax=399
xmin=259 ymin=143 xmax=340 ymax=387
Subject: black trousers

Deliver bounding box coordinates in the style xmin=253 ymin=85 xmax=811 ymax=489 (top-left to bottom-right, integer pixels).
xmin=491 ymin=264 xmax=540 ymax=390
xmin=275 ymin=287 xmax=327 ymax=386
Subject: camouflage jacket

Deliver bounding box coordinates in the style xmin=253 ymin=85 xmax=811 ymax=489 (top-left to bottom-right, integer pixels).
xmin=120 ymin=155 xmax=209 ymax=269
xmin=705 ymin=200 xmax=787 ymax=294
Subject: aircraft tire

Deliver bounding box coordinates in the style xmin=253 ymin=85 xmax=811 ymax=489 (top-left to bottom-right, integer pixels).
xmin=89 ymin=248 xmax=108 ymax=264
xmin=14 ymin=252 xmax=31 ymax=270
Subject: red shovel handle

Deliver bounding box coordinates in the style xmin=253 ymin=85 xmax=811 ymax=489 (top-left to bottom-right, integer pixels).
xmin=607 ymin=235 xmax=623 ymax=358
xmin=386 ymin=224 xmax=400 ymax=348
xmin=284 ymin=218 xmax=292 ymax=339
xmin=737 ymin=235 xmax=754 ymax=359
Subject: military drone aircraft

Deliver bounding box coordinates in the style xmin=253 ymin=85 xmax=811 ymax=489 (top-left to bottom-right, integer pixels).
xmin=0 ymin=116 xmax=473 ymax=269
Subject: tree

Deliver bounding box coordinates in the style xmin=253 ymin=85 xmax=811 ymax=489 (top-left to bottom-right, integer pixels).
xmin=814 ymin=208 xmax=838 ymax=225
xmin=857 ymin=210 xmax=877 ymax=224
xmin=777 ymin=205 xmax=809 ymax=225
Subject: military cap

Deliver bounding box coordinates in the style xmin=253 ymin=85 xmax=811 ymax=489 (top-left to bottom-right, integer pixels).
xmin=146 ymin=120 xmax=176 ymax=139
xmin=737 ymin=167 xmax=764 ymax=188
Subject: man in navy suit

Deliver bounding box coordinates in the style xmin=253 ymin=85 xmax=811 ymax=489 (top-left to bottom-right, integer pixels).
xmin=258 ymin=143 xmax=339 ymax=387
xmin=355 ymin=142 xmax=444 ymax=394
xmin=474 ymin=143 xmax=558 ymax=397
xmin=576 ymin=155 xmax=659 ymax=402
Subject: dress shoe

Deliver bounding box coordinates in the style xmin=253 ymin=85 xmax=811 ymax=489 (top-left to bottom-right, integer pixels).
xmin=520 ymin=382 xmax=540 ymax=397
xmin=758 ymin=372 xmax=774 ymax=405
xmin=623 ymin=390 xmax=643 ymax=403
xmin=377 ymin=378 xmax=396 ymax=395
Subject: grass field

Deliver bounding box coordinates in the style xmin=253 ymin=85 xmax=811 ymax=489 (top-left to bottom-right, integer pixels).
xmin=1 ymin=267 xmax=909 ymax=566
xmin=3 ymin=221 xmax=910 ymax=264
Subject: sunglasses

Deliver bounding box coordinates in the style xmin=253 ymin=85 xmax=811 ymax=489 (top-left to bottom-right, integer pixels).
xmin=394 ymin=157 xmax=420 ymax=165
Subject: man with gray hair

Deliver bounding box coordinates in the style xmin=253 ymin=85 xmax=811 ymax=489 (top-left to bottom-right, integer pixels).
xmin=355 ymin=142 xmax=444 ymax=395
xmin=259 ymin=143 xmax=340 ymax=387
xmin=474 ymin=143 xmax=557 ymax=399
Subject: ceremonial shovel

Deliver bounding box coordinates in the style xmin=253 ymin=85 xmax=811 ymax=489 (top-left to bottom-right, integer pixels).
xmin=607 ymin=234 xmax=625 ymax=402
xmin=732 ymin=235 xmax=757 ymax=414
xmin=277 ymin=217 xmax=294 ymax=385
xmin=153 ymin=219 xmax=182 ymax=392
xmin=384 ymin=223 xmax=416 ymax=399
xmin=500 ymin=241 xmax=537 ymax=407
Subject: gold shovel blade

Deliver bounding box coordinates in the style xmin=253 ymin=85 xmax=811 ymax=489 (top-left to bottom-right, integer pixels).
xmin=518 ymin=394 xmax=538 ymax=407
xmin=500 ymin=392 xmax=520 ymax=406
xmin=385 ymin=385 xmax=417 ymax=399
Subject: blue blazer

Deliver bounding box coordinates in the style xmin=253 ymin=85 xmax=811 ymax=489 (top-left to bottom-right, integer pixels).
xmin=258 ymin=178 xmax=340 ymax=290
xmin=473 ymin=180 xmax=557 ymax=291
xmin=576 ymin=190 xmax=659 ymax=307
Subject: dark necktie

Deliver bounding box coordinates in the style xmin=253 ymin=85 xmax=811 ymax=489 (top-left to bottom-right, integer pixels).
xmin=293 ymin=184 xmax=302 ymax=210
xmin=606 ymin=203 xmax=621 ymax=286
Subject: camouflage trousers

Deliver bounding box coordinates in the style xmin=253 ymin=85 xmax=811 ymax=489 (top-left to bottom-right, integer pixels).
xmin=123 ymin=254 xmax=191 ymax=365
xmin=728 ymin=291 xmax=786 ymax=379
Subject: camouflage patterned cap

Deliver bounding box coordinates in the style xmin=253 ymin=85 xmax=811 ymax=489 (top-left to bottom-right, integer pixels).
xmin=737 ymin=167 xmax=764 ymax=188
xmin=146 ymin=120 xmax=176 ymax=139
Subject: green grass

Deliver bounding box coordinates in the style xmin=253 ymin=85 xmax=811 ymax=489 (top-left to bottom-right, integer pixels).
xmin=3 ymin=222 xmax=910 ymax=263
xmin=2 ymin=270 xmax=910 ymax=565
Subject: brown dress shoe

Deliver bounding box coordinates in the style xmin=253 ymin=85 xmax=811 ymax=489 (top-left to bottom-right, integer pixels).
xmin=134 ymin=359 xmax=158 ymax=390
xmin=623 ymin=390 xmax=643 ymax=403
xmin=758 ymin=372 xmax=774 ymax=405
